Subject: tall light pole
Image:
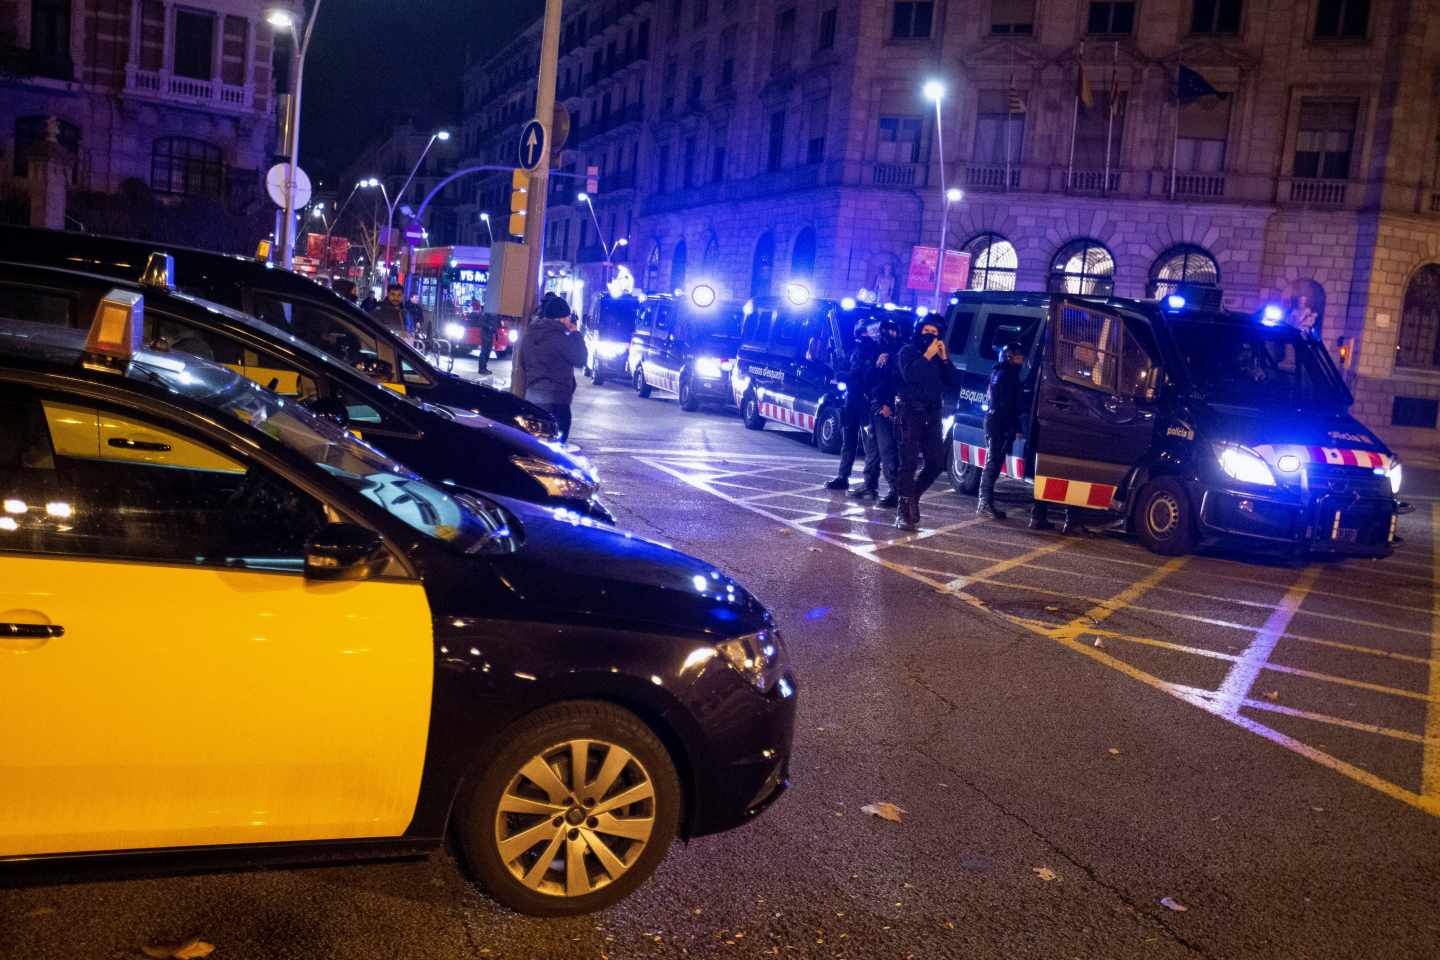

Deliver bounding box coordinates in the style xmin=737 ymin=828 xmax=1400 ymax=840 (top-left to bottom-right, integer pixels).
xmin=578 ymin=192 xmax=627 ymax=284
xmin=924 ymin=79 xmax=952 ymax=311
xmin=316 ymin=178 xmax=373 ymax=277
xmin=267 ymin=2 xmax=322 ymax=269
xmin=479 ymin=211 xmax=495 ymax=247
xmin=380 ymin=129 xmax=450 ymax=289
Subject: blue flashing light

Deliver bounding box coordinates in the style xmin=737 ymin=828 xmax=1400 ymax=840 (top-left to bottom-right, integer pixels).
xmin=1262 ymin=303 xmax=1284 ymax=326
xmin=1165 ymin=294 xmax=1186 ymax=311
xmin=840 ymin=297 xmax=857 ymax=310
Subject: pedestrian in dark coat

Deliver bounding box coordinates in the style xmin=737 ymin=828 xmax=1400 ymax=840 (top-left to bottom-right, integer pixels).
xmin=369 ymin=284 xmax=415 ymax=341
xmin=978 ymin=341 xmax=1026 ymax=519
xmin=825 ymin=319 xmax=880 ymax=492
xmin=519 ymin=295 xmax=588 ymax=443
xmin=894 ymin=318 xmax=960 ymax=529
xmin=866 ymin=317 xmax=905 ymax=507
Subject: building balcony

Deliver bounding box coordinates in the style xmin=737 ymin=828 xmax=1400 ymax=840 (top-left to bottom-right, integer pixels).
xmin=125 ymin=66 xmax=254 ymax=113
xmin=963 ymin=162 xmax=1021 ymax=192
xmin=870 ymin=162 xmax=919 ymax=187
xmin=1284 ymin=176 xmax=1349 ymax=207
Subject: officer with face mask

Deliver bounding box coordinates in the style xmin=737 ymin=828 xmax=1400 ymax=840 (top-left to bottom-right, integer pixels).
xmin=978 ymin=340 xmax=1027 ymax=520
xmin=894 ymin=318 xmax=960 ymax=529
xmin=860 ymin=317 xmax=905 ymax=506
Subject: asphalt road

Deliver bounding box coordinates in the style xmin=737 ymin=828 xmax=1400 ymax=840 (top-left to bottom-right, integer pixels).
xmin=5 ymin=360 xmax=1440 ymax=960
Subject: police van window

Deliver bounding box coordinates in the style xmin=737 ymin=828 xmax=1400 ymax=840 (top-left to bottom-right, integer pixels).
xmin=947 ymin=311 xmax=976 ymax=355
xmin=979 ymin=312 xmax=1040 ymax=360
xmin=655 ymin=304 xmax=676 ymax=333
xmin=0 ymin=284 xmax=76 ymax=329
xmin=752 ymin=308 xmax=775 ymax=346
xmin=775 ymin=311 xmax=803 ymax=348
xmin=1119 ymin=319 xmax=1161 ymax=401
xmin=634 ymin=305 xmax=654 ymax=333
xmin=1055 ymin=304 xmax=1119 ymax=393
xmin=0 ymin=385 xmax=327 ymax=572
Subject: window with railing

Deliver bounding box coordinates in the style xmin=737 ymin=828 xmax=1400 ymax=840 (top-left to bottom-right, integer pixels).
xmin=877 ymin=116 xmax=922 ymax=163
xmin=1314 ymin=0 xmax=1369 ymax=39
xmin=29 ymin=0 xmax=73 ymax=79
xmin=1397 ymin=265 xmax=1440 ymax=369
xmin=173 ymin=9 xmax=216 ymax=81
xmin=683 ymin=135 xmax=698 ymax=188
xmin=974 ymin=91 xmax=1025 ymax=165
xmin=151 ymin=137 xmax=225 ymax=197
xmin=991 ymin=0 xmax=1035 ymax=35
xmin=719 ymin=27 xmax=736 ymax=89
xmin=688 ymin=41 xmax=705 ymax=104
xmin=1072 ymin=91 xmax=1125 ymax=187
xmin=1191 ymin=0 xmax=1242 ymax=34
xmin=773 ymin=7 xmax=796 ymax=74
xmin=1294 ymin=99 xmax=1356 ymax=179
xmin=818 ymin=4 xmax=838 ymax=50
xmin=1087 ymin=1 xmax=1135 ymax=35
xmin=807 ymin=97 xmax=828 ymax=164
xmin=1149 ymin=245 xmax=1220 ymax=298
xmin=663 ymin=59 xmax=677 ymax=112
xmin=964 ymin=234 xmax=1019 ymax=292
xmin=892 ymin=2 xmax=934 ymax=39
xmin=1174 ymin=91 xmax=1230 ymax=196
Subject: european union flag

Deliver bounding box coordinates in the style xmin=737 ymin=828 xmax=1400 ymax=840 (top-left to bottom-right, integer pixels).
xmin=1177 ymin=64 xmax=1229 ymax=104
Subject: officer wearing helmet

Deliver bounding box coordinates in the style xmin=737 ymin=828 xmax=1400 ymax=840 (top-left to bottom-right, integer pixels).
xmin=863 ymin=316 xmax=906 ymax=506
xmin=894 ymin=317 xmax=961 ymax=529
xmin=825 ymin=316 xmax=881 ymax=493
xmin=977 ymin=340 xmax=1027 ymax=520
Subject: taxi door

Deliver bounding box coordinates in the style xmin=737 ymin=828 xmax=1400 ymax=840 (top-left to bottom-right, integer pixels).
xmin=1032 ymin=300 xmax=1163 ymax=509
xmin=0 ymin=389 xmax=433 ymax=857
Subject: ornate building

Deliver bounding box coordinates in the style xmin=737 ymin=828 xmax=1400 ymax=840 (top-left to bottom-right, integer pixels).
xmin=465 ymin=0 xmax=1440 ymax=447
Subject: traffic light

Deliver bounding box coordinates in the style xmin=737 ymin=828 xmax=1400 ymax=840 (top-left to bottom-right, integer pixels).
xmin=509 ymin=168 xmax=528 ymax=237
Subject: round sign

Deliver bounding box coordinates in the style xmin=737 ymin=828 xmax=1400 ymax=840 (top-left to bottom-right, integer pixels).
xmin=265 ymin=163 xmax=312 ymax=209
xmin=518 ymin=120 xmax=547 ymax=171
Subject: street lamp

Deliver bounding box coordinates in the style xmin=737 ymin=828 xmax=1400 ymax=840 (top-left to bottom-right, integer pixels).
xmin=480 ymin=211 xmax=495 ymax=247
xmin=924 ymin=78 xmax=953 ymax=311
xmin=312 ymin=178 xmax=374 ymax=277
xmin=381 ymin=129 xmax=451 ymax=292
xmin=578 ymin=191 xmax=625 ymax=283
xmin=267 ymin=2 xmax=323 ymax=269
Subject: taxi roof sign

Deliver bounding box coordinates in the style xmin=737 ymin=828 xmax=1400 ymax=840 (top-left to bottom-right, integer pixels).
xmin=83 ymin=289 xmax=144 ymax=374
xmin=141 ymin=252 xmax=175 ymax=291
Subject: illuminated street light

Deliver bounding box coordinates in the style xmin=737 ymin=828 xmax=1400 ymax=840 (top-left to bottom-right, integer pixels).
xmin=924 ymin=78 xmax=954 ymax=311
xmin=265 ymin=8 xmax=295 ymax=29
xmin=436 ymin=130 xmax=452 ymax=141
xmin=946 ymin=187 xmax=963 ymax=203
xmin=479 ymin=211 xmax=495 ymax=247
xmin=578 ymin=192 xmax=624 ymax=283
xmin=922 ymin=80 xmax=945 ymax=103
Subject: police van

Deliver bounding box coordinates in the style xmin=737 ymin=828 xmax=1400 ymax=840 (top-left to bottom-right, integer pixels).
xmin=584 ymin=293 xmax=643 ymax=386
xmin=941 ymin=290 xmax=1400 ymax=558
xmin=629 ymin=285 xmax=745 ymax=411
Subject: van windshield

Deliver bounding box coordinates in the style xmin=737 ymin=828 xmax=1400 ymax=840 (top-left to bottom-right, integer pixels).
xmin=1170 ymin=319 xmax=1349 ymax=411
xmin=693 ymin=309 xmax=743 ymax=353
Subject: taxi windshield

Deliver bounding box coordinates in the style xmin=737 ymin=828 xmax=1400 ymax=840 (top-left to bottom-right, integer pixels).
xmin=1170 ymin=319 xmax=1349 ymax=411
xmin=133 ymin=355 xmax=513 ymax=553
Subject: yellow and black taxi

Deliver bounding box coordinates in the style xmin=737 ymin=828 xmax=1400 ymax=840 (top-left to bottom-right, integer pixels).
xmin=940 ymin=289 xmax=1400 ymax=557
xmin=731 ymin=288 xmax=916 ymax=453
xmin=0 ymin=225 xmax=559 ymax=439
xmin=0 ymin=258 xmax=611 ymax=523
xmin=0 ymin=297 xmax=796 ymax=916
xmin=583 ymin=292 xmax=643 ymax=386
xmin=629 ymin=285 xmax=745 ymax=412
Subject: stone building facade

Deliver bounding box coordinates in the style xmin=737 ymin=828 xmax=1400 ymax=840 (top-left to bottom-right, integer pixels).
xmin=465 ymin=0 xmax=1440 ymax=449
xmin=0 ymin=0 xmax=284 ymax=233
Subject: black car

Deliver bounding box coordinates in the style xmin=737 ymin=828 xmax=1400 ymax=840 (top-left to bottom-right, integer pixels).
xmin=630 ymin=286 xmax=744 ymax=411
xmin=584 ymin=293 xmax=642 ymax=386
xmin=0 ymin=225 xmax=559 ymax=439
xmin=0 ymin=307 xmax=796 ymax=916
xmin=0 ymin=260 xmax=611 ymax=522
xmin=731 ymin=289 xmax=916 ymax=453
xmin=940 ymin=290 xmax=1400 ymax=557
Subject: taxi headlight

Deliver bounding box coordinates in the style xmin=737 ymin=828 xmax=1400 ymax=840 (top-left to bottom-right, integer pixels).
xmin=716 ymin=629 xmax=782 ymax=691
xmin=514 ymin=413 xmax=559 ymax=439
xmin=443 ymin=322 xmax=467 ymax=340
xmin=1216 ymin=444 xmax=1276 ymax=487
xmin=1387 ymin=461 xmax=1403 ymax=496
xmin=596 ymin=340 xmax=628 ymax=359
xmin=694 ymin=356 xmax=725 ymax=378
xmin=510 ymin=454 xmax=597 ymax=499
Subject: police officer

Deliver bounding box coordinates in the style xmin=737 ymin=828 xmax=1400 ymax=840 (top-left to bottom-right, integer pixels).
xmin=825 ymin=319 xmax=880 ymax=493
xmin=978 ymin=340 xmax=1025 ymax=520
xmin=895 ymin=318 xmax=960 ymax=529
xmin=867 ymin=317 xmax=905 ymax=507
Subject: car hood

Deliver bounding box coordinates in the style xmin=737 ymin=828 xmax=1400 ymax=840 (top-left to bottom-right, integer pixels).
xmin=430 ymin=402 xmax=597 ymax=483
xmin=478 ymin=496 xmax=770 ymax=637
xmin=427 ymin=372 xmax=557 ymax=434
xmin=1193 ymin=402 xmax=1391 ymax=455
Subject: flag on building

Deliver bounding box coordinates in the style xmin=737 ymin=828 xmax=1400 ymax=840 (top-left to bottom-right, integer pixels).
xmin=1007 ymin=78 xmax=1026 ymax=115
xmin=1077 ymin=47 xmax=1093 ymax=111
xmin=1177 ymin=63 xmax=1228 ymax=103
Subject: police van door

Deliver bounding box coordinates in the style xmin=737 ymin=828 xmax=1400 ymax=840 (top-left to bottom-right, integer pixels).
xmin=1033 ymin=300 xmax=1162 ymax=510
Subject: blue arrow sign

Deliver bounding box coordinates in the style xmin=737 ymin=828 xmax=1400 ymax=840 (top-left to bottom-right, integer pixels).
xmin=519 ymin=120 xmax=546 ymax=171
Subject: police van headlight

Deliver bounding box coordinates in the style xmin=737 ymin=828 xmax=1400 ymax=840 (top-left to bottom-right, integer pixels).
xmin=1386 ymin=461 xmax=1403 ymax=496
xmin=510 ymin=454 xmax=597 ymax=499
xmin=716 ymin=629 xmax=782 ymax=691
xmin=443 ymin=322 xmax=467 ymax=340
xmin=695 ymin=356 xmax=726 ymax=378
xmin=1215 ymin=444 xmax=1276 ymax=487
xmin=596 ymin=340 xmax=628 ymax=359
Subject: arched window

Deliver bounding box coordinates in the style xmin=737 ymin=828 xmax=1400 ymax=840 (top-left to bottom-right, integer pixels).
xmin=963 ymin=233 xmax=1018 ymax=291
xmin=1150 ymin=245 xmax=1220 ymax=298
xmin=790 ymin=226 xmax=816 ymax=279
xmin=151 ymin=137 xmax=224 ymax=197
xmin=1397 ymin=266 xmax=1440 ymax=369
xmin=1048 ymin=238 xmax=1115 ymax=296
xmin=670 ymin=238 xmax=688 ymax=291
xmin=644 ymin=243 xmax=662 ymax=293
xmin=702 ymin=229 xmax=720 ymax=269
xmin=752 ymin=230 xmax=775 ymax=297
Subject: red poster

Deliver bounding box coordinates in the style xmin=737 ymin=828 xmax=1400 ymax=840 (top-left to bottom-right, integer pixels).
xmin=907 ymin=246 xmax=971 ymax=293
xmin=305 ymin=234 xmax=351 ymax=264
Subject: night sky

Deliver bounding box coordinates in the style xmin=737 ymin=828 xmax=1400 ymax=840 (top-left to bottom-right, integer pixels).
xmin=301 ymin=0 xmax=543 ymax=180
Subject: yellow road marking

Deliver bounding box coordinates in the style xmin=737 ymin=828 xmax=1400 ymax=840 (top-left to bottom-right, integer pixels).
xmin=1425 ymin=505 xmax=1440 ymax=798
xmin=943 ymin=536 xmax=1082 ymax=592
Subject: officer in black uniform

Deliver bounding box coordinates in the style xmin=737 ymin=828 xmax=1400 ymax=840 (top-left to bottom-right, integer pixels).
xmin=895 ymin=317 xmax=960 ymax=529
xmin=978 ymin=341 xmax=1026 ymax=520
xmin=826 ymin=319 xmax=880 ymax=493
xmin=868 ymin=317 xmax=905 ymax=508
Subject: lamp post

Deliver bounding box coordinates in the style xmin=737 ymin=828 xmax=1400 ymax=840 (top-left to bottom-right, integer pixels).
xmin=316 ymin=178 xmax=373 ymax=277
xmin=381 ymin=129 xmax=450 ymax=291
xmin=578 ymin=192 xmax=627 ymax=284
xmin=479 ymin=211 xmax=495 ymax=247
xmin=923 ymin=79 xmax=953 ymax=311
xmin=266 ymin=2 xmax=323 ymax=269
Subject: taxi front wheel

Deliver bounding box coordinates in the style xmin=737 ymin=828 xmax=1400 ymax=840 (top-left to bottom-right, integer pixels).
xmin=456 ymin=700 xmax=681 ymax=916
xmin=1134 ymin=477 xmax=1196 ymax=556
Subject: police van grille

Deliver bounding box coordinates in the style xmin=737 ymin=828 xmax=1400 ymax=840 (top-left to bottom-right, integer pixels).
xmin=1304 ymin=462 xmax=1391 ymax=499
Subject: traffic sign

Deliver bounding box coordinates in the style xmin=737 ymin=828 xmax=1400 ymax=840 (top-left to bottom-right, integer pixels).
xmin=518 ymin=120 xmax=546 ymax=171
xmin=265 ymin=163 xmax=311 ymax=209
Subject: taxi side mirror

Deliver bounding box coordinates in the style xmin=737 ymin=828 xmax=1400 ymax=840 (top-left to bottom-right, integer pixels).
xmin=304 ymin=523 xmax=389 ymax=581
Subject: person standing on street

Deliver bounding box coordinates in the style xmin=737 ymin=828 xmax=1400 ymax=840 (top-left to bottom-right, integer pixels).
xmin=825 ymin=319 xmax=880 ymax=493
xmin=895 ymin=318 xmax=960 ymax=529
xmin=518 ymin=294 xmax=588 ymax=443
xmin=867 ymin=317 xmax=905 ymax=507
xmin=466 ymin=299 xmax=498 ymax=375
xmin=977 ymin=341 xmax=1026 ymax=520
xmin=369 ymin=283 xmax=415 ymax=342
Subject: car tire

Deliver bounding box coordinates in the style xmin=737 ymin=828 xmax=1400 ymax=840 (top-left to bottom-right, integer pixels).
xmin=633 ymin=365 xmax=652 ymax=398
xmin=454 ymin=700 xmax=682 ymax=917
xmin=593 ymin=369 xmax=606 ymax=387
xmin=678 ymin=374 xmax=701 ymax=412
xmin=949 ymin=447 xmax=982 ymax=496
xmin=742 ymin=391 xmax=766 ymax=430
xmin=1134 ymin=477 xmax=1196 ymax=556
xmin=814 ymin=406 xmax=843 ymax=455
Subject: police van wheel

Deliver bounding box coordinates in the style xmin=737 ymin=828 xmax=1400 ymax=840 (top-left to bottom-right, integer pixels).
xmin=592 ymin=368 xmax=606 ymax=387
xmin=815 ymin=408 xmax=843 ymax=455
xmin=633 ymin=366 xmax=652 ymax=398
xmin=456 ymin=700 xmax=681 ymax=917
xmin=742 ymin=392 xmax=766 ymax=430
xmin=679 ymin=375 xmax=701 ymax=412
xmin=1135 ymin=478 xmax=1196 ymax=556
xmin=949 ymin=456 xmax=981 ymax=497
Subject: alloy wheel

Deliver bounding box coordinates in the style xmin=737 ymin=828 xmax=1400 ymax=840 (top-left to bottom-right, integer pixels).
xmin=493 ymin=738 xmax=657 ymax=898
